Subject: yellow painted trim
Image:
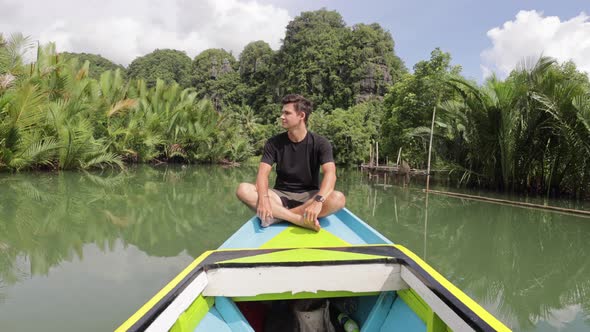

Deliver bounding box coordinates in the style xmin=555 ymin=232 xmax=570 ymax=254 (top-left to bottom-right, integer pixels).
xmin=427 ymin=308 xmax=447 ymax=332
xmin=398 ymin=289 xmax=448 ymax=332
xmin=394 ymin=245 xmax=511 ymax=332
xmin=219 ymin=248 xmax=387 ymax=264
xmin=170 ymin=296 xmax=214 ymax=332
xmin=115 ymin=251 xmax=214 ymax=332
xmin=260 ymin=226 xmax=349 ymax=249
xmin=215 ymin=243 xmax=395 ymax=251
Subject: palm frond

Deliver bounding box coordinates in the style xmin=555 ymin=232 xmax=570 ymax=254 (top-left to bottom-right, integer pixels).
xmin=10 ymin=137 xmax=59 ymax=170
xmin=81 ymin=152 xmax=124 ymax=170
xmin=9 ymin=83 xmax=46 ymax=131
xmin=107 ymin=99 xmax=138 ymax=117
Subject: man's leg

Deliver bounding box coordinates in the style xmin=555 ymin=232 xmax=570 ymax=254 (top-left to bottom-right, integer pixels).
xmin=291 ymin=191 xmax=346 ymax=218
xmin=235 ymin=183 xmax=319 ymax=231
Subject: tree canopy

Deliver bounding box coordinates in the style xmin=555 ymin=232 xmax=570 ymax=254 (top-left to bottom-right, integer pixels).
xmin=60 ymin=52 xmax=126 ymax=80
xmin=381 ymin=48 xmax=462 ymax=167
xmin=127 ymin=49 xmax=192 ymax=88
xmin=269 ymin=10 xmax=406 ymax=116
xmin=275 ymin=9 xmax=351 ymax=112
xmin=346 ymin=23 xmax=406 ymax=103
xmin=191 ymin=48 xmax=245 ymax=112
xmin=238 ymin=41 xmax=275 ymax=122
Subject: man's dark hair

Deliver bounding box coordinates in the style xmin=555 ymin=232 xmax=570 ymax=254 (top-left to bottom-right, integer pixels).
xmin=282 ymin=94 xmax=313 ymax=124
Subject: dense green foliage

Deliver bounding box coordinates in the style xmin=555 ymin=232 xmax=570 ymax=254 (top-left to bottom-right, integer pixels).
xmin=127 ymin=49 xmax=192 ymax=88
xmin=438 ymin=59 xmax=590 ymax=195
xmin=61 ymin=52 xmax=126 ymax=80
xmin=275 ymin=10 xmax=351 ymax=111
xmin=311 ymin=100 xmax=383 ymax=164
xmin=380 ymin=50 xmax=590 ymax=196
xmin=238 ymin=41 xmax=276 ymax=123
xmin=0 ymin=35 xmax=252 ymax=171
xmin=191 ymin=48 xmax=245 ymax=112
xmin=346 ymin=23 xmax=406 ymax=102
xmin=2 ymin=7 xmax=590 ymax=196
xmin=381 ymin=48 xmax=462 ymax=168
xmin=274 ymin=10 xmax=405 ymax=112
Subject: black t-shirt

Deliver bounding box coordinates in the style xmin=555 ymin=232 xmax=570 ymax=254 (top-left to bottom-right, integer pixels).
xmin=261 ymin=132 xmax=334 ymax=193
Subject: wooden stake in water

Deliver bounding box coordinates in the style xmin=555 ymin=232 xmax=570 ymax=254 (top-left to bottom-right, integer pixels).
xmin=376 ymin=141 xmax=379 ymax=167
xmin=426 ymin=106 xmax=436 ymax=192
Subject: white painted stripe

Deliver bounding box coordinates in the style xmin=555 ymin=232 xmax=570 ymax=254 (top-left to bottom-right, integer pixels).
xmin=400 ymin=266 xmax=474 ymax=332
xmin=202 ymin=263 xmax=409 ymax=297
xmin=145 ymin=272 xmax=208 ymax=332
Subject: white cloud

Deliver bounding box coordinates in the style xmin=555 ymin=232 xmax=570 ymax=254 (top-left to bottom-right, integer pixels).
xmin=0 ymin=0 xmax=291 ymax=66
xmin=481 ymin=10 xmax=590 ymax=78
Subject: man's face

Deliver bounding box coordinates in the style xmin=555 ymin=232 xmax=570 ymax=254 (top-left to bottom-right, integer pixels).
xmin=280 ymin=103 xmax=304 ymax=129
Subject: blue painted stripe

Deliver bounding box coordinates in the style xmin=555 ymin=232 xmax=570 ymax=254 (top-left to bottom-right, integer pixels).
xmin=320 ymin=214 xmax=367 ymax=244
xmin=219 ymin=208 xmax=392 ymax=249
xmin=361 ymin=292 xmax=396 ymax=331
xmin=219 ymin=216 xmax=289 ymax=249
xmin=215 ymin=297 xmax=254 ymax=332
xmin=380 ymin=296 xmax=426 ymax=332
xmin=194 ymin=307 xmax=232 ymax=332
xmin=324 ymin=208 xmax=393 ymax=245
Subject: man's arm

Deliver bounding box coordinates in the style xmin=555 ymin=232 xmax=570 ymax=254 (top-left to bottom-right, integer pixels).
xmin=317 ymin=162 xmax=337 ymax=198
xmin=256 ymin=162 xmax=273 ymax=222
xmin=303 ymin=162 xmax=336 ymax=224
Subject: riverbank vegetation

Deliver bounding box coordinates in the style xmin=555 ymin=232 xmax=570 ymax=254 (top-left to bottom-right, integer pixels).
xmin=1 ymin=9 xmax=589 ymax=196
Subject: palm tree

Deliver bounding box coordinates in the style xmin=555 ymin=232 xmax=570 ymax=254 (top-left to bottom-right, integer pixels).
xmin=439 ymin=56 xmax=590 ymax=195
xmin=1 ymin=40 xmax=123 ymax=171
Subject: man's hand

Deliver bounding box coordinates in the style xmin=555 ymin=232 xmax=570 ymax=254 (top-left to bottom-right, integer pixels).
xmin=303 ymin=201 xmax=323 ymax=226
xmin=257 ymin=194 xmax=273 ymax=223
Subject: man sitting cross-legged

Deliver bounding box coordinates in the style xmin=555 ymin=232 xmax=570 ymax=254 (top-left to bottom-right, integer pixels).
xmin=236 ymin=94 xmax=346 ymax=231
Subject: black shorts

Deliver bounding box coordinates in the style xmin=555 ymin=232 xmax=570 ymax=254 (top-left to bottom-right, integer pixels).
xmin=270 ymin=189 xmax=319 ymax=209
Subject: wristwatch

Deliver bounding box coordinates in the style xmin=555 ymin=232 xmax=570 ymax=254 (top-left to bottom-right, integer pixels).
xmin=314 ymin=195 xmax=326 ymax=203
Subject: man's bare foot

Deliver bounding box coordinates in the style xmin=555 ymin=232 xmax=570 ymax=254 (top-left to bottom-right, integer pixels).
xmin=297 ymin=215 xmax=321 ymax=232
xmin=260 ymin=217 xmax=281 ymax=228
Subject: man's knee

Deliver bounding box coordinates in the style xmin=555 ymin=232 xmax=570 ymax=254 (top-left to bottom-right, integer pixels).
xmin=329 ymin=191 xmax=346 ymax=210
xmin=236 ymin=182 xmax=255 ymax=201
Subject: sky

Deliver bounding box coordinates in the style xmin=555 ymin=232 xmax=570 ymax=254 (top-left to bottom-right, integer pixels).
xmin=1 ymin=0 xmax=588 ymax=81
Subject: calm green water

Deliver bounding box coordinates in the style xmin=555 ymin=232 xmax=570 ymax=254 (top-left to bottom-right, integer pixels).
xmin=0 ymin=165 xmax=588 ymax=331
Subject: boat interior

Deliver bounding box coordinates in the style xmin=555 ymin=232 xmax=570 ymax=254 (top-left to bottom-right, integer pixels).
xmin=195 ymin=291 xmax=430 ymax=331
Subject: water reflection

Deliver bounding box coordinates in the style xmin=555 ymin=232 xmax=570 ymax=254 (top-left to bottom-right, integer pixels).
xmin=0 ymin=166 xmax=254 ymax=278
xmin=0 ymin=165 xmax=255 ymax=331
xmin=347 ymin=170 xmax=590 ymax=331
xmin=0 ymin=166 xmax=589 ymax=331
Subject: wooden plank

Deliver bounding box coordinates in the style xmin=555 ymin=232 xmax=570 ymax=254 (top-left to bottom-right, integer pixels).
xmin=203 ymin=264 xmax=408 ymax=297
xmin=145 ymin=273 xmax=209 ymax=332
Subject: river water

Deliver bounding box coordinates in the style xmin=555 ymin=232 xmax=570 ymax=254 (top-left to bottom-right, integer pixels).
xmin=0 ymin=165 xmax=588 ymax=331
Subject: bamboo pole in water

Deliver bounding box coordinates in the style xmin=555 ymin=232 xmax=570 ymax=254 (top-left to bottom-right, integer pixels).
xmin=427 ymin=189 xmax=590 ymax=218
xmin=423 ymin=191 xmax=429 ymax=259
xmin=426 ymin=106 xmax=436 ymax=192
